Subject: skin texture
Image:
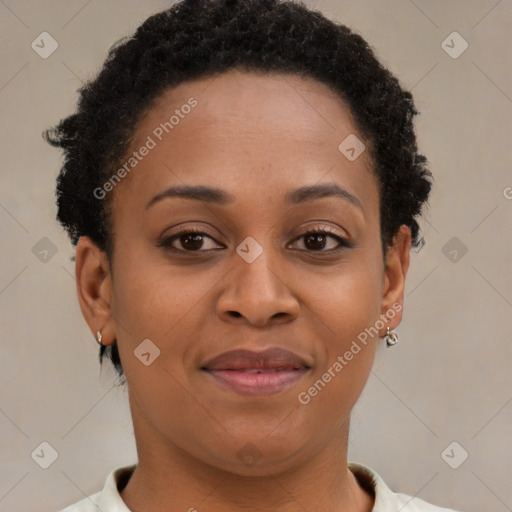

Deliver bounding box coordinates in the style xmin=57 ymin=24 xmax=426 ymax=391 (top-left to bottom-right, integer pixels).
xmin=75 ymin=70 xmax=411 ymax=512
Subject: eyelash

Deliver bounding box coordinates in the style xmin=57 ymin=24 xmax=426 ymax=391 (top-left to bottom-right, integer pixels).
xmin=157 ymin=226 xmax=352 ymax=254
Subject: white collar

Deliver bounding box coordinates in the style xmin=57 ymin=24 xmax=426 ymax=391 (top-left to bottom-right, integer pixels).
xmin=63 ymin=462 xmax=458 ymax=511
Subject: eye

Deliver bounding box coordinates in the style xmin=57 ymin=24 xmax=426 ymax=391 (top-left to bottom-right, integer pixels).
xmin=158 ymin=227 xmax=224 ymax=252
xmin=290 ymin=227 xmax=351 ymax=252
xmin=158 ymin=226 xmax=351 ymax=254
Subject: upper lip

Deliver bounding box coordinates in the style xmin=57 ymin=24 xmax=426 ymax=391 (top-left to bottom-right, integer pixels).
xmin=201 ymin=347 xmax=311 ymax=371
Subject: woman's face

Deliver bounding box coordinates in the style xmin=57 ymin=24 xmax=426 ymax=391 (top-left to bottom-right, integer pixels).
xmin=78 ymin=70 xmax=409 ymax=475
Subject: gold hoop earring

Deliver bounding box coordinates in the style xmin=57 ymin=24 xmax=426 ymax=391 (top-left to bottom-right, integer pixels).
xmin=384 ymin=326 xmax=398 ymax=347
xmin=95 ymin=330 xmax=104 ymax=346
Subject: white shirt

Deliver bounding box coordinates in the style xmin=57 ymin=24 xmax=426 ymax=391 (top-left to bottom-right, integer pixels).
xmin=59 ymin=462 xmax=461 ymax=511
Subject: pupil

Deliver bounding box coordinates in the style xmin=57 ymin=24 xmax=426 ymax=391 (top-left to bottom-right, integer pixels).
xmin=182 ymin=234 xmax=203 ymax=250
xmin=305 ymin=233 xmax=326 ymax=250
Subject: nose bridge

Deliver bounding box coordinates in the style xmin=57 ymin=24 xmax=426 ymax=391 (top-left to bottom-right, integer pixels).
xmin=217 ymin=239 xmax=298 ymax=325
xmin=237 ymin=244 xmax=280 ymax=294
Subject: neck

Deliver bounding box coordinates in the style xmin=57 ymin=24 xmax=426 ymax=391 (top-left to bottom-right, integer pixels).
xmin=120 ymin=414 xmax=374 ymax=512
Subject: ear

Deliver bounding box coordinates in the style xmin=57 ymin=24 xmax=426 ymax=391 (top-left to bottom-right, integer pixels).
xmin=75 ymin=236 xmax=116 ymax=346
xmin=379 ymin=225 xmax=411 ymax=335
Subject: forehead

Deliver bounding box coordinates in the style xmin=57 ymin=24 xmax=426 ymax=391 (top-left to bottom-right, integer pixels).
xmin=134 ymin=69 xmax=361 ymax=148
xmin=112 ymin=70 xmax=378 ymax=216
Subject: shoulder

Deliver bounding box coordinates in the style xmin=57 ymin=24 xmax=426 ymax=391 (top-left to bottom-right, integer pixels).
xmin=56 ymin=465 xmax=136 ymax=512
xmin=392 ymin=491 xmax=461 ymax=512
xmin=348 ymin=462 xmax=462 ymax=512
xmin=58 ymin=492 xmax=102 ymax=512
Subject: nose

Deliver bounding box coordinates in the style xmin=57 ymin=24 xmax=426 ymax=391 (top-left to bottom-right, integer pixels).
xmin=216 ymin=247 xmax=299 ymax=327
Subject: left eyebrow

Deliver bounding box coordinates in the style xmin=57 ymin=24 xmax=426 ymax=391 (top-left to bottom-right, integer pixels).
xmin=145 ymin=182 xmax=363 ymax=213
xmin=284 ymin=183 xmax=363 ymax=212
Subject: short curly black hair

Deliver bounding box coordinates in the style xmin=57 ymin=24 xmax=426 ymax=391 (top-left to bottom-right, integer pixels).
xmin=44 ymin=0 xmax=432 ymax=379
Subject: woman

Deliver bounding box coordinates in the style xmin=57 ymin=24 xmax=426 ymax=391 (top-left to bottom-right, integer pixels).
xmin=45 ymin=0 xmax=460 ymax=510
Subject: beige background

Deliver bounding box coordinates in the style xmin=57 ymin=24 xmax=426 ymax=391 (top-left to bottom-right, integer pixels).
xmin=1 ymin=1 xmax=511 ymax=511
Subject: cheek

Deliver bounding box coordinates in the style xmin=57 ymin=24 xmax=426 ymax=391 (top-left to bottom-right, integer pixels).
xmin=303 ymin=254 xmax=383 ymax=339
xmin=109 ymin=254 xmax=225 ymax=385
xmin=110 ymin=261 xmax=211 ymax=429
xmin=297 ymin=257 xmax=383 ymax=404
xmin=110 ymin=255 xmax=205 ymax=338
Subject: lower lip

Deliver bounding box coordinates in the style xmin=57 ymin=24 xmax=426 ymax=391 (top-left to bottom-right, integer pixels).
xmin=203 ymin=368 xmax=309 ymax=396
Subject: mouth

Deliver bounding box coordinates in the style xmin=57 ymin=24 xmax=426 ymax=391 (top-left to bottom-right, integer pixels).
xmin=201 ymin=347 xmax=311 ymax=396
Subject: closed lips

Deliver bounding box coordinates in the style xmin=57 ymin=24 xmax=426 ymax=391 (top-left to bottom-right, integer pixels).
xmin=201 ymin=347 xmax=311 ymax=372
